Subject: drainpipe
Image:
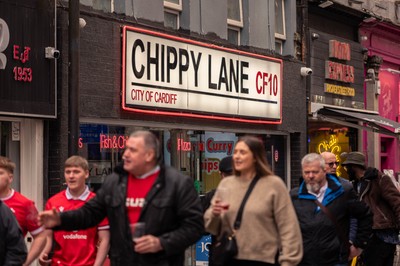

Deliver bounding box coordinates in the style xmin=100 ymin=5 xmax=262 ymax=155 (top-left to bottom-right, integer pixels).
xmin=68 ymin=0 xmax=80 ymax=156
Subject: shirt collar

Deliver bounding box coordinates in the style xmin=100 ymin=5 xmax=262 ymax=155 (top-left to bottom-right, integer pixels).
xmin=135 ymin=165 xmax=160 ymax=179
xmin=66 ymin=186 xmax=90 ymax=201
xmin=308 ymin=182 xmax=328 ymax=202
xmin=0 ymin=188 xmax=14 ymax=201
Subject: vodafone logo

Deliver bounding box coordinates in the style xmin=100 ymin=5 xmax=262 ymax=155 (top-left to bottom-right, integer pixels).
xmin=0 ymin=18 xmax=10 ymax=70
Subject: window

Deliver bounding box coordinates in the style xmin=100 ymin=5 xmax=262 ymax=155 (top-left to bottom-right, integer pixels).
xmin=164 ymin=0 xmax=182 ymax=29
xmin=78 ymin=124 xmax=286 ymax=194
xmin=227 ymin=0 xmax=243 ymax=45
xmin=275 ymin=0 xmax=286 ymax=54
xmin=275 ymin=40 xmax=283 ymax=54
xmin=228 ymin=27 xmax=240 ymax=45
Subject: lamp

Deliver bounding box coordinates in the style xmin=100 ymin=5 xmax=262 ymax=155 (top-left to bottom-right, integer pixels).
xmin=319 ymin=1 xmax=333 ymax=8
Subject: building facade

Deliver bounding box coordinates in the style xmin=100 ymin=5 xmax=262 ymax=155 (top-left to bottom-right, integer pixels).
xmin=48 ymin=0 xmax=307 ymax=200
xmin=303 ymin=0 xmax=400 ymax=178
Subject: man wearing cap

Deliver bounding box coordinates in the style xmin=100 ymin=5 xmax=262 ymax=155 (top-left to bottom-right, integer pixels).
xmin=342 ymin=151 xmax=400 ymax=266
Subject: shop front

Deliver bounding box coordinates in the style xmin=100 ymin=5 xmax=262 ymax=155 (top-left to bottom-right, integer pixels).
xmin=78 ymin=123 xmax=289 ymax=195
xmin=50 ymin=11 xmax=307 ymax=264
xmin=72 ymin=24 xmax=300 ymax=194
xmin=0 ymin=0 xmax=56 ymax=210
xmin=360 ymin=22 xmax=400 ymax=178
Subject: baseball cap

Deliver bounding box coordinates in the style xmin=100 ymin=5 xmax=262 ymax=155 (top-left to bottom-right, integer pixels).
xmin=219 ymin=156 xmax=233 ymax=174
xmin=341 ymin=152 xmax=366 ymax=167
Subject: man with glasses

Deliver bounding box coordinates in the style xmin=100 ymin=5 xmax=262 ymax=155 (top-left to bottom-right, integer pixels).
xmin=291 ymin=153 xmax=372 ymax=266
xmin=321 ymin=152 xmax=340 ymax=175
xmin=342 ymin=151 xmax=400 ymax=266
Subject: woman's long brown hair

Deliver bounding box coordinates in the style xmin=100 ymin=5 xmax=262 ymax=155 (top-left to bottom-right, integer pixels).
xmin=233 ymin=136 xmax=273 ymax=177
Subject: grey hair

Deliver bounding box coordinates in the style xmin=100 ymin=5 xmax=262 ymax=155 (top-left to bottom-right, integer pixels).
xmin=130 ymin=130 xmax=162 ymax=163
xmin=301 ymin=153 xmax=325 ymax=170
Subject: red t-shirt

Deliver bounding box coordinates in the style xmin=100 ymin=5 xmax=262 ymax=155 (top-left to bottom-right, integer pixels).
xmin=2 ymin=189 xmax=44 ymax=236
xmin=126 ymin=169 xmax=159 ymax=224
xmin=45 ymin=187 xmax=109 ymax=266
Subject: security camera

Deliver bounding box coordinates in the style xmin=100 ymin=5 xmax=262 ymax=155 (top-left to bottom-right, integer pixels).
xmin=45 ymin=47 xmax=60 ymax=59
xmin=300 ymin=67 xmax=313 ymax=76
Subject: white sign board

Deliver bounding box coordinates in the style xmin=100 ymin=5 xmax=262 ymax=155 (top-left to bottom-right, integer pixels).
xmin=122 ymin=26 xmax=282 ymax=124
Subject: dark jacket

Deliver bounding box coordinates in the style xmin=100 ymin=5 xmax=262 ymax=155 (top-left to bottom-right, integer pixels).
xmin=291 ymin=174 xmax=372 ymax=266
xmin=355 ymin=167 xmax=400 ymax=229
xmin=0 ymin=200 xmax=27 ymax=266
xmin=59 ymin=164 xmax=204 ymax=266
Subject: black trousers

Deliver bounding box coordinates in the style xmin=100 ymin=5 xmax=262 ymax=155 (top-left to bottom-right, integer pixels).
xmin=362 ymin=234 xmax=397 ymax=266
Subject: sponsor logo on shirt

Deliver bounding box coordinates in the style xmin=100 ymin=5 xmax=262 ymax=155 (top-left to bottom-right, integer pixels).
xmin=63 ymin=233 xmax=87 ymax=240
xmin=126 ymin=197 xmax=145 ymax=208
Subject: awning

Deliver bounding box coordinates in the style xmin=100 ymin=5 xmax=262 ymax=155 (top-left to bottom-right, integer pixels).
xmin=311 ymin=104 xmax=400 ymax=137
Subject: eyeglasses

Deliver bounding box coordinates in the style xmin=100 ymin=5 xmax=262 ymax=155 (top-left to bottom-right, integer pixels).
xmin=326 ymin=161 xmax=340 ymax=168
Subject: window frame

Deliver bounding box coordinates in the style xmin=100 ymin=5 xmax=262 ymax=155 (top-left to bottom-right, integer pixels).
xmin=274 ymin=0 xmax=286 ymax=40
xmin=164 ymin=0 xmax=182 ymax=12
xmin=227 ymin=26 xmax=241 ymax=45
xmin=164 ymin=8 xmax=180 ymax=29
xmin=275 ymin=40 xmax=283 ymax=54
xmin=227 ymin=0 xmax=243 ymax=28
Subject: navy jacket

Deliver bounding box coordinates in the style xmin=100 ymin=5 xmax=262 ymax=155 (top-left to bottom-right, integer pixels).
xmin=291 ymin=174 xmax=372 ymax=266
xmin=59 ymin=164 xmax=204 ymax=266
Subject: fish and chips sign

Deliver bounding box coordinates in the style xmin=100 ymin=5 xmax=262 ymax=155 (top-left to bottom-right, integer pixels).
xmin=122 ymin=26 xmax=282 ymax=124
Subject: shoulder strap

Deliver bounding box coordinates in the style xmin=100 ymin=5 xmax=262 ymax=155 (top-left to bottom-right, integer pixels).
xmin=233 ymin=175 xmax=260 ymax=230
xmin=314 ymin=200 xmax=350 ymax=249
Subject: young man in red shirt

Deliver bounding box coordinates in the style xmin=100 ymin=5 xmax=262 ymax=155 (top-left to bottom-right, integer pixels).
xmin=39 ymin=156 xmax=110 ymax=266
xmin=0 ymin=156 xmax=47 ymax=266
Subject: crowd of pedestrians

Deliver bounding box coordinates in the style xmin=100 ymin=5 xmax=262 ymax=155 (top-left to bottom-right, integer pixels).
xmin=1 ymin=130 xmax=400 ymax=266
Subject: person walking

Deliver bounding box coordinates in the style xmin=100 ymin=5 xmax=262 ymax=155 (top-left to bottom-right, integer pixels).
xmin=291 ymin=153 xmax=372 ymax=266
xmin=321 ymin=151 xmax=358 ymax=244
xmin=0 ymin=199 xmax=27 ymax=266
xmin=0 ymin=156 xmax=47 ymax=266
xmin=204 ymin=136 xmax=303 ymax=266
xmin=39 ymin=130 xmax=204 ymax=266
xmin=38 ymin=156 xmax=110 ymax=266
xmin=342 ymin=151 xmax=400 ymax=266
xmin=201 ymin=156 xmax=233 ymax=212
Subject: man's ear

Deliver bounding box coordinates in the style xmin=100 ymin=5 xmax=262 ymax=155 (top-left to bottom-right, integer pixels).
xmin=145 ymin=149 xmax=156 ymax=162
xmin=84 ymin=170 xmax=89 ymax=179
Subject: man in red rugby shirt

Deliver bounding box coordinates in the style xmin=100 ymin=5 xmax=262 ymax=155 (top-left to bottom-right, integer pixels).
xmin=39 ymin=156 xmax=110 ymax=266
xmin=0 ymin=156 xmax=47 ymax=266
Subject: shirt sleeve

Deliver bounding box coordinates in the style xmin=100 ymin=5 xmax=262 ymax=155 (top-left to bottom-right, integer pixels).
xmin=25 ymin=201 xmax=44 ymax=236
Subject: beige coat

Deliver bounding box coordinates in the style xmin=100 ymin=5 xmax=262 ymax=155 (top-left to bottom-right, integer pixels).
xmin=204 ymin=175 xmax=303 ymax=266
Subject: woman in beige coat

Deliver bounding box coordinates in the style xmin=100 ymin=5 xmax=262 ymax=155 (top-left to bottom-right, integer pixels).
xmin=204 ymin=136 xmax=303 ymax=266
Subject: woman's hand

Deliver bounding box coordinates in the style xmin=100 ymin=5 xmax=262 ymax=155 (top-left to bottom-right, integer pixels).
xmin=211 ymin=199 xmax=229 ymax=217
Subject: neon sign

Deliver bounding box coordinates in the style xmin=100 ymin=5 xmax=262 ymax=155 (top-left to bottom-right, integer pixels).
xmin=317 ymin=135 xmax=341 ymax=155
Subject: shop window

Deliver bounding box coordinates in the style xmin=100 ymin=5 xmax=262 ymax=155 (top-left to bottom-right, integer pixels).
xmin=164 ymin=0 xmax=182 ymax=29
xmin=308 ymin=127 xmax=351 ymax=179
xmin=79 ymin=124 xmax=285 ymax=194
xmin=227 ymin=0 xmax=243 ymax=45
xmin=274 ymin=0 xmax=286 ymax=54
